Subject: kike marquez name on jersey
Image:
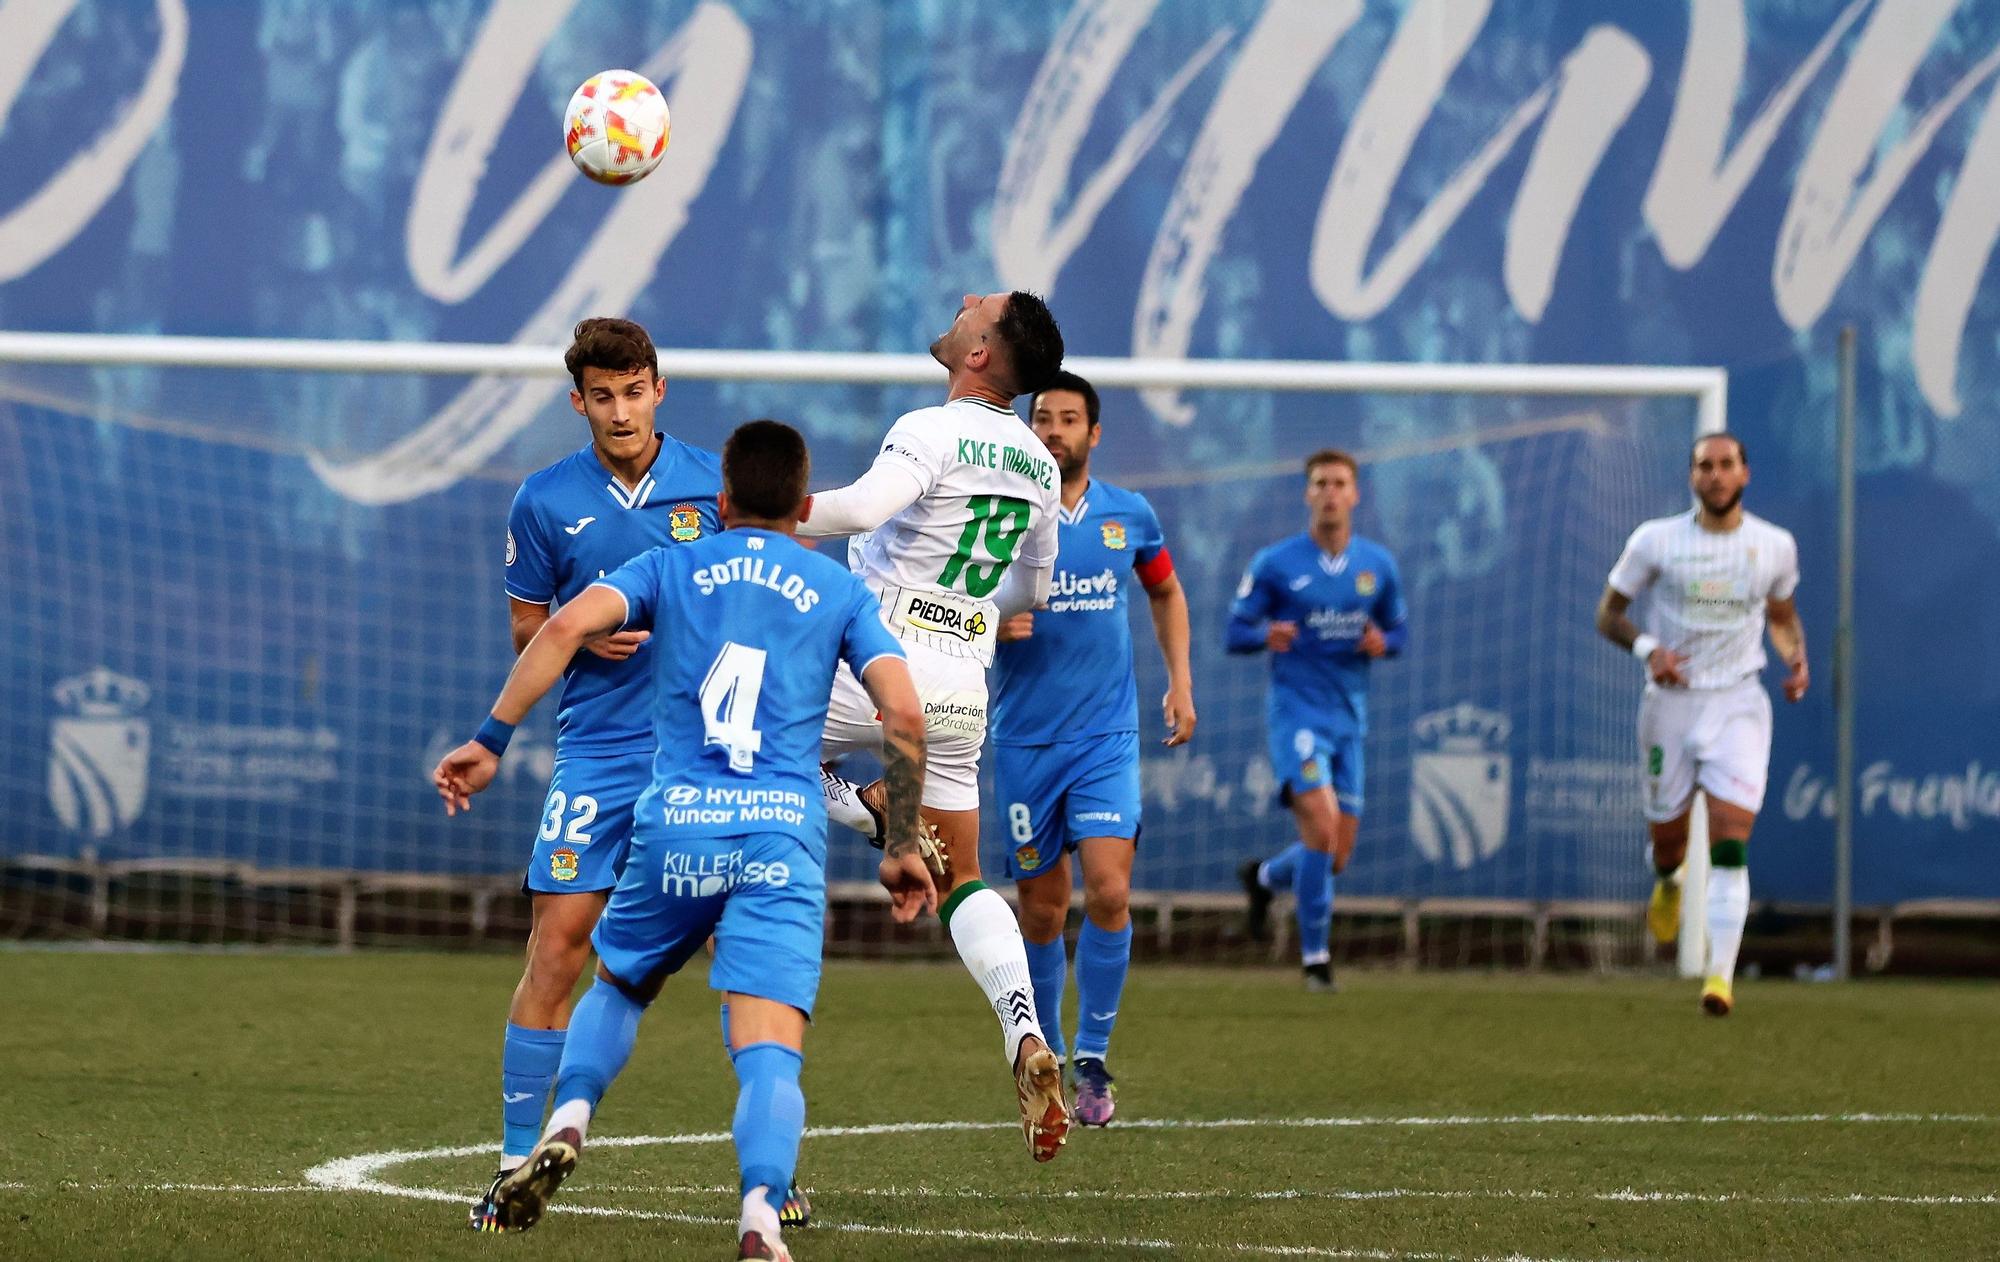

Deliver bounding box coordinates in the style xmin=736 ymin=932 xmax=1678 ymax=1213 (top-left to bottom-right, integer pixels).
xmin=953 ymin=436 xmax=1054 ymax=489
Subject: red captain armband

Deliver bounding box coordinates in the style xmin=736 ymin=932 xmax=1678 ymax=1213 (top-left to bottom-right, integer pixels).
xmin=1135 ymin=547 xmax=1176 ymax=590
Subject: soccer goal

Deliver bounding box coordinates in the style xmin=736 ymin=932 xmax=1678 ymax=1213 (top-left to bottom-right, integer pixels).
xmin=0 ymin=332 xmax=1720 ymax=971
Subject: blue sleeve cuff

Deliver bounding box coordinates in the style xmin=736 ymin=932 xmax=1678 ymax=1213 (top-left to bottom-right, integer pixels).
xmin=1380 ymin=622 xmax=1408 ymax=656
xmin=1224 ymin=618 xmax=1266 ymax=654
xmin=473 ymin=715 xmax=516 ymax=757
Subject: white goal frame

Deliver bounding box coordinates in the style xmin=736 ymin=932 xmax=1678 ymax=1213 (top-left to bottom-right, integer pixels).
xmin=0 ymin=331 xmax=1724 ymax=972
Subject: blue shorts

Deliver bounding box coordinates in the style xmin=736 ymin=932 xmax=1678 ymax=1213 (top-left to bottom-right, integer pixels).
xmin=1270 ymin=721 xmax=1366 ymax=818
xmin=524 ymin=751 xmax=652 ymax=894
xmin=994 ymin=731 xmax=1141 ymax=881
xmin=592 ymin=830 xmax=825 ymax=1017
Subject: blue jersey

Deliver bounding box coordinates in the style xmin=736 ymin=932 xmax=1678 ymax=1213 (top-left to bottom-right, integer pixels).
xmin=992 ymin=481 xmax=1171 ymax=745
xmin=1226 ymin=533 xmax=1407 ymax=736
xmin=505 ymin=437 xmax=722 ymax=755
xmin=595 ymin=529 xmax=903 ymax=859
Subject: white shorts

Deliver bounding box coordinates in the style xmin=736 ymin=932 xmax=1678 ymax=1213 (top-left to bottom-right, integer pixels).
xmin=822 ymin=641 xmax=987 ymax=812
xmin=1637 ymin=676 xmax=1773 ymax=822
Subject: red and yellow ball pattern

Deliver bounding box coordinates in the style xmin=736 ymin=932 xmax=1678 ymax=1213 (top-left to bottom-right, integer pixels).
xmin=564 ymin=70 xmax=670 ymax=186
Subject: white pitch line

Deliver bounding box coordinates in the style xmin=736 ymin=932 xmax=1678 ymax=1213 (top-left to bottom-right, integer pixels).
xmin=18 ymin=1179 xmax=2000 ymax=1212
xmin=290 ymin=1110 xmax=1998 ymax=1261
xmin=704 ymin=1182 xmax=2000 ymax=1210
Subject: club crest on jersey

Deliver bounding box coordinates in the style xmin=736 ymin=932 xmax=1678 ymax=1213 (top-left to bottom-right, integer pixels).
xmin=1355 ymin=570 xmax=1377 ymax=597
xmin=1100 ymin=521 xmax=1127 ymax=550
xmin=669 ymin=504 xmax=703 ymax=542
xmin=506 ymin=530 xmax=517 ymax=566
xmin=550 ymin=848 xmax=580 ymax=882
xmin=1015 ymin=844 xmax=1041 ymax=870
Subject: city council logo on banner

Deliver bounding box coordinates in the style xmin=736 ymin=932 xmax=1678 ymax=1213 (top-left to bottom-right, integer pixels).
xmin=49 ymin=668 xmax=152 ymax=837
xmin=1410 ymin=703 xmax=1511 ymax=870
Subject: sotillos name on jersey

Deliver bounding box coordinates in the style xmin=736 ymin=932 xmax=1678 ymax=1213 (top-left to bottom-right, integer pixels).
xmin=1047 ymin=568 xmax=1119 ymax=613
xmin=955 ymin=437 xmax=1053 ymax=490
xmin=690 ymin=555 xmax=820 ymax=613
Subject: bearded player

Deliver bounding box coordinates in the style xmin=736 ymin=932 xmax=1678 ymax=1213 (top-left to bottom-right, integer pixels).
xmin=992 ymin=371 xmax=1194 ymax=1125
xmin=802 ymin=290 xmax=1072 ymax=1161
xmin=1595 ymin=432 xmax=1806 ymax=1017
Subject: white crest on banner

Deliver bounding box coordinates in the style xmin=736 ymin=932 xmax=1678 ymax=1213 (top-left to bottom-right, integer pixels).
xmin=49 ymin=668 xmax=153 ymax=837
xmin=1410 ymin=703 xmax=1511 ymax=871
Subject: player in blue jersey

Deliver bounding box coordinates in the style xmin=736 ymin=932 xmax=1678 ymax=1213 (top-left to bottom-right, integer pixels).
xmin=473 ymin=318 xmax=729 ymax=1230
xmin=434 ymin=420 xmax=936 ymax=1261
xmin=991 ymin=371 xmax=1194 ymax=1126
xmin=1228 ymin=450 xmax=1407 ymax=991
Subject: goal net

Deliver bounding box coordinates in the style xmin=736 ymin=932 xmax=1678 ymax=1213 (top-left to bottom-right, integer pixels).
xmin=0 ymin=336 xmax=1716 ymax=968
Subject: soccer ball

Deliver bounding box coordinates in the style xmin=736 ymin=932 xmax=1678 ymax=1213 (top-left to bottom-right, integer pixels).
xmin=564 ymin=70 xmax=670 ymax=186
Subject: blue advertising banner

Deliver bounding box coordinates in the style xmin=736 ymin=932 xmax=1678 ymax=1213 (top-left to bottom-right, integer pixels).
xmin=2 ymin=1 xmax=1995 ymax=904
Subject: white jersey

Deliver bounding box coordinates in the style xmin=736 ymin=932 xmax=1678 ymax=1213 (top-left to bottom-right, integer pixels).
xmin=847 ymin=395 xmax=1061 ymax=605
xmin=1608 ymin=509 xmax=1799 ymax=689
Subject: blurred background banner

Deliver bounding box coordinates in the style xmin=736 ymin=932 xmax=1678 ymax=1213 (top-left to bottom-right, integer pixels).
xmin=2 ymin=1 xmax=1995 ymax=905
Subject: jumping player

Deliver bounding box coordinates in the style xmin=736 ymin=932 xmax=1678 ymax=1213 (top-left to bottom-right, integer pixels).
xmin=802 ymin=290 xmax=1074 ymax=1161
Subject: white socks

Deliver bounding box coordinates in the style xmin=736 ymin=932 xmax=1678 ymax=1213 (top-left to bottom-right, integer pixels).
xmin=819 ymin=766 xmax=878 ymax=838
xmin=544 ymin=1098 xmax=593 ymax=1145
xmin=1705 ymin=864 xmax=1749 ymax=979
xmin=946 ymin=886 xmax=1043 ymax=1063
xmin=740 ymin=1188 xmax=782 ymax=1242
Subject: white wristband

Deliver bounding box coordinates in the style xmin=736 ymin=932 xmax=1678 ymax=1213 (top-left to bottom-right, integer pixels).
xmin=1631 ymin=633 xmax=1660 ymax=662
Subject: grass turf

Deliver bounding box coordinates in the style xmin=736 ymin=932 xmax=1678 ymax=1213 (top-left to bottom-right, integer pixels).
xmin=5 ymin=952 xmax=1997 ymax=1260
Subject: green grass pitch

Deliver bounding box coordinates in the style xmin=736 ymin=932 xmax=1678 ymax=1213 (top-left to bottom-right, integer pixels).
xmin=6 ymin=952 xmax=1997 ymax=1260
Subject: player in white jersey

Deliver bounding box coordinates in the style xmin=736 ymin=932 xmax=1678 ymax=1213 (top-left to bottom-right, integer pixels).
xmin=1595 ymin=433 xmax=1808 ymax=1016
xmin=802 ymin=290 xmax=1073 ymax=1161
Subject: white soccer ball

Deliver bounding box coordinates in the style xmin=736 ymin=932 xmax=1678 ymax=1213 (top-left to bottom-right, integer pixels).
xmin=564 ymin=70 xmax=670 ymax=186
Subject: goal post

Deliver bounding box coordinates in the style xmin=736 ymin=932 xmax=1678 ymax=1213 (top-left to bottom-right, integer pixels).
xmin=0 ymin=332 xmax=1723 ymax=966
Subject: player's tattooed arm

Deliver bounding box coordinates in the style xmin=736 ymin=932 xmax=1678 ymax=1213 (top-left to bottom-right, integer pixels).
xmin=880 ymin=724 xmax=926 ymax=860
xmin=1594 ymin=586 xmax=1640 ymax=651
xmin=1597 ymin=585 xmax=1686 ymax=686
xmin=1766 ymin=595 xmax=1809 ymax=702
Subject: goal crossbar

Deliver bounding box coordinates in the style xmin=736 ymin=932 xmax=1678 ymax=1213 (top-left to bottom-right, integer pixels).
xmin=0 ymin=331 xmax=1727 ymax=432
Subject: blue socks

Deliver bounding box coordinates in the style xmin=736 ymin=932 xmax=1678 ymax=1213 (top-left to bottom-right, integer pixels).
xmin=1073 ymin=920 xmax=1131 ymax=1061
xmin=1294 ymin=848 xmax=1333 ymax=966
xmin=731 ymin=1041 xmax=805 ymax=1214
xmin=1260 ymin=841 xmax=1308 ymax=890
xmin=549 ymin=980 xmax=644 ymax=1119
xmin=501 ymin=1024 xmax=567 ymax=1162
xmin=1023 ymin=935 xmax=1069 ymax=1060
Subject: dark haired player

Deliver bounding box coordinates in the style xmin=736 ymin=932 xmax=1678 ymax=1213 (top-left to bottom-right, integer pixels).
xmin=471 ymin=317 xmax=729 ymax=1228
xmin=991 ymin=370 xmax=1195 ymax=1125
xmin=802 ymin=290 xmax=1077 ymax=1161
xmin=436 ymin=420 xmax=935 ymax=1260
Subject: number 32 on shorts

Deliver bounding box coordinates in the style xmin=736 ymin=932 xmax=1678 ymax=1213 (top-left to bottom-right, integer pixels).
xmin=539 ymin=791 xmax=599 ymax=845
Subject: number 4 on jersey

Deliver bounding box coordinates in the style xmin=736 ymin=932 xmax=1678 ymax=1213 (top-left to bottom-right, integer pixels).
xmin=938 ymin=494 xmax=1031 ymax=598
xmin=700 ymin=641 xmax=767 ymax=772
